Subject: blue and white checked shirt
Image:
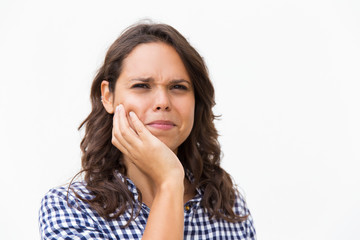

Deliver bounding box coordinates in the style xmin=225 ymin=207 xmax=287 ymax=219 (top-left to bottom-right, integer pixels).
xmin=39 ymin=174 xmax=256 ymax=239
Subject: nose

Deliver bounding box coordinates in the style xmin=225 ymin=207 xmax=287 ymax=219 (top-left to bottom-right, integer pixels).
xmin=152 ymin=89 xmax=171 ymax=111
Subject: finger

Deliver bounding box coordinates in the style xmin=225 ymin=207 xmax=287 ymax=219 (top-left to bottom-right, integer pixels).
xmin=129 ymin=111 xmax=152 ymax=138
xmin=111 ymin=133 xmax=130 ymax=156
xmin=112 ymin=105 xmax=135 ymax=152
xmin=115 ymin=104 xmax=141 ymax=147
xmin=112 ymin=110 xmax=132 ymax=155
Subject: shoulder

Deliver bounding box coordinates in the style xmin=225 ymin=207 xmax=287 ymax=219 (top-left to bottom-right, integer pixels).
xmin=42 ymin=181 xmax=93 ymax=202
xmin=40 ymin=182 xmax=94 ymax=216
xmin=39 ymin=182 xmax=92 ymax=218
xmin=232 ymin=189 xmax=257 ymax=239
xmin=233 ymin=189 xmax=251 ymax=216
xmin=39 ymin=182 xmax=107 ymax=239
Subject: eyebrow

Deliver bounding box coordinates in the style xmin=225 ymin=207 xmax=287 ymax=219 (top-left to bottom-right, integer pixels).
xmin=130 ymin=77 xmax=191 ymax=85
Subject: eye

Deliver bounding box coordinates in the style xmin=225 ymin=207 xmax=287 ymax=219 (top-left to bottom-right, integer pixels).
xmin=171 ymin=84 xmax=188 ymax=90
xmin=131 ymin=83 xmax=150 ymax=89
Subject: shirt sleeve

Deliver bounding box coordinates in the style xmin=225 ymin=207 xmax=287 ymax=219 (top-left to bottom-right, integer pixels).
xmin=39 ymin=187 xmax=109 ymax=240
xmin=234 ymin=191 xmax=257 ymax=239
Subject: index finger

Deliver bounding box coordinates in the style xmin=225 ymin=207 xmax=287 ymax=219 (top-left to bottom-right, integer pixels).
xmin=129 ymin=111 xmax=152 ymax=138
xmin=114 ymin=104 xmax=140 ymax=145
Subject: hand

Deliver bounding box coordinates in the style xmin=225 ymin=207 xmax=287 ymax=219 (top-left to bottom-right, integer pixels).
xmin=111 ymin=104 xmax=184 ymax=188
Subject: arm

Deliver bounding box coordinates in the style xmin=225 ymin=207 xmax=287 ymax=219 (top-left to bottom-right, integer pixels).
xmin=111 ymin=104 xmax=184 ymax=240
xmin=142 ymin=181 xmax=184 ymax=239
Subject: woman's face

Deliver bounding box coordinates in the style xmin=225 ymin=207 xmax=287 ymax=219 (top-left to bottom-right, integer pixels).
xmin=103 ymin=42 xmax=195 ymax=153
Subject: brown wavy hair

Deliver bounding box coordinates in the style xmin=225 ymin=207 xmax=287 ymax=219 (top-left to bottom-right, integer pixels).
xmin=71 ymin=22 xmax=248 ymax=225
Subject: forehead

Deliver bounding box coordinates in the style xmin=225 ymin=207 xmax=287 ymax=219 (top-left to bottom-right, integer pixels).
xmin=120 ymin=42 xmax=190 ymax=82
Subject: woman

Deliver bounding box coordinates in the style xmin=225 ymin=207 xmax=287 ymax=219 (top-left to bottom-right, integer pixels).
xmin=39 ymin=22 xmax=256 ymax=239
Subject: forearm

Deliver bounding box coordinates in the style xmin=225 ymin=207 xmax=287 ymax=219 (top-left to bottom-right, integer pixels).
xmin=142 ymin=182 xmax=184 ymax=240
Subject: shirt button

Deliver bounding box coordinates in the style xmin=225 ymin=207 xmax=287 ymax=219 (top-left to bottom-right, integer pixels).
xmin=185 ymin=205 xmax=190 ymax=211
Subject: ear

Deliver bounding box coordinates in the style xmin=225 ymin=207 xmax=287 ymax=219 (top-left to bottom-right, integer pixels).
xmin=101 ymin=80 xmax=115 ymax=114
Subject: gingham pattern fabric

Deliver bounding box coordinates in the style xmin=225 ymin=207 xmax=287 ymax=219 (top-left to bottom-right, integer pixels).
xmin=39 ymin=174 xmax=256 ymax=239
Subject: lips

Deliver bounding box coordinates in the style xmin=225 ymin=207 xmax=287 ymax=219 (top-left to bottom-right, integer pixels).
xmin=147 ymin=120 xmax=176 ymax=130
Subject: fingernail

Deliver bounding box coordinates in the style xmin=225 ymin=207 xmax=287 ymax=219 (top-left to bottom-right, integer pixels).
xmin=129 ymin=111 xmax=135 ymax=118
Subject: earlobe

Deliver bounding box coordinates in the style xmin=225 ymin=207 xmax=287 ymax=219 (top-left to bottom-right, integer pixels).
xmin=101 ymin=80 xmax=115 ymax=114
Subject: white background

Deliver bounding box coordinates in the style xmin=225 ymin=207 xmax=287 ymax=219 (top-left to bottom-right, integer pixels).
xmin=1 ymin=0 xmax=359 ymax=239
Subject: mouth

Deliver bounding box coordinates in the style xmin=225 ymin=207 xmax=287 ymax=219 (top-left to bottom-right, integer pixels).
xmin=146 ymin=120 xmax=176 ymax=130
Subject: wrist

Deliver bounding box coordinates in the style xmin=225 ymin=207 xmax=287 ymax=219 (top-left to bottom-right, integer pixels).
xmin=158 ymin=179 xmax=185 ymax=193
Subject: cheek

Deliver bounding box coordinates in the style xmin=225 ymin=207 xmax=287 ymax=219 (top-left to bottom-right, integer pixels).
xmin=122 ymin=102 xmax=146 ymax=122
xmin=181 ymin=99 xmax=195 ymax=127
xmin=187 ymin=110 xmax=195 ymax=129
